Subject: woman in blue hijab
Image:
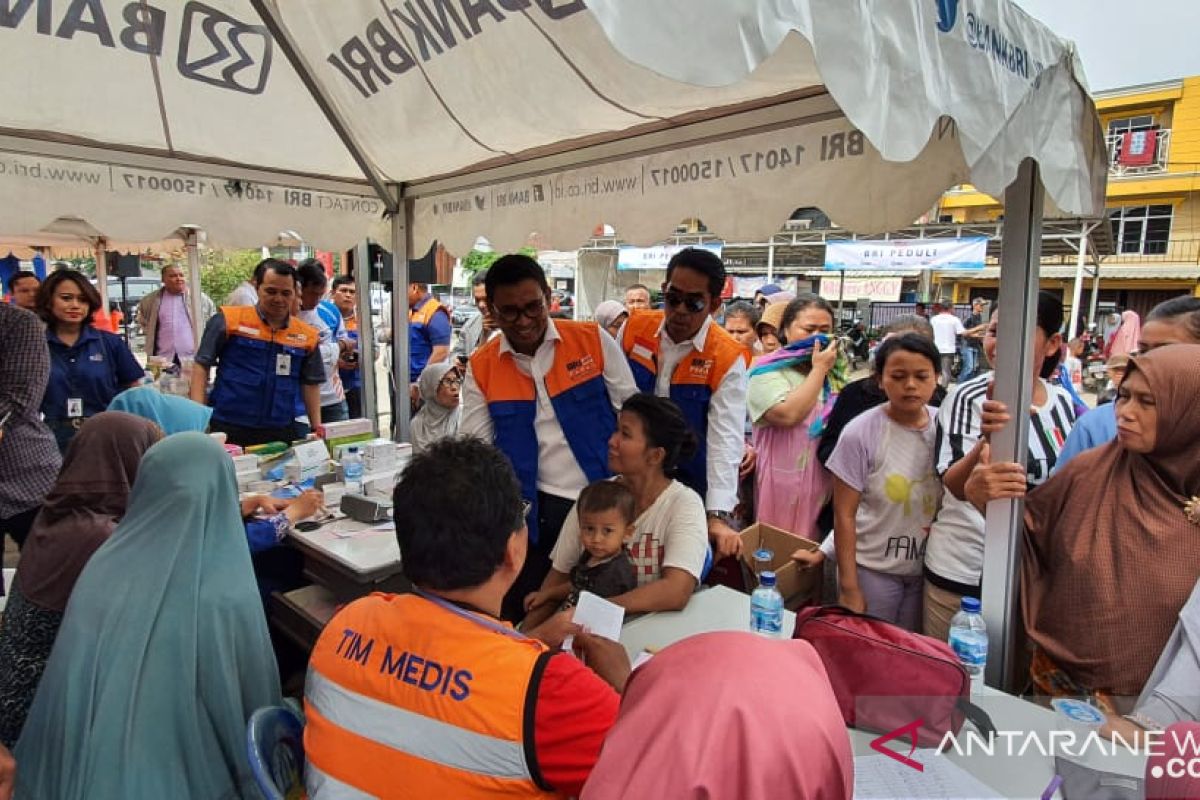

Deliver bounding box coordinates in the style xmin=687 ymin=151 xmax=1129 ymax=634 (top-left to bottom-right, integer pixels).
xmin=14 ymin=433 xmax=281 ymax=799
xmin=107 ymin=385 xmax=213 ymax=435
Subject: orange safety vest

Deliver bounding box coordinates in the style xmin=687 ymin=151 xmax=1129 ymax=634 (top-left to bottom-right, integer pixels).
xmin=620 ymin=310 xmax=747 ymax=498
xmin=208 ymin=305 xmax=319 ymax=429
xmin=305 ymin=592 xmax=556 ymax=799
xmin=408 ymin=296 xmax=450 ymax=382
xmin=469 ymin=321 xmax=616 ymax=543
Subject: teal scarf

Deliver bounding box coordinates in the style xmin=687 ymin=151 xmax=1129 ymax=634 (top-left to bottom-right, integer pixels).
xmin=108 ymin=386 xmax=213 ymax=435
xmin=15 ymin=433 xmax=281 ymax=799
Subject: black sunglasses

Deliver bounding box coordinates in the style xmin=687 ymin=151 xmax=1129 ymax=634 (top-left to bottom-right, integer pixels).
xmin=663 ymin=286 xmax=708 ymax=314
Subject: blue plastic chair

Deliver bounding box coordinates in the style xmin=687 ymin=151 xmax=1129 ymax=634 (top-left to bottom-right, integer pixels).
xmin=246 ymin=705 xmax=306 ymax=800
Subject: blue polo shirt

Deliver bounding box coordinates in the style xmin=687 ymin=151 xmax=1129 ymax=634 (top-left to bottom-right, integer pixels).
xmin=43 ymin=325 xmax=144 ymax=422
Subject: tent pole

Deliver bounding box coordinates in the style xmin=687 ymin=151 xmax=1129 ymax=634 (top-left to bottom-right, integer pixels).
xmin=1088 ymin=259 xmax=1102 ymax=331
xmin=247 ymin=0 xmax=397 ymax=214
xmin=981 ymin=158 xmax=1043 ymax=692
xmin=353 ymin=241 xmax=378 ymax=431
xmin=1067 ymin=221 xmax=1093 ymax=341
xmin=837 ymin=269 xmax=845 ymax=323
xmin=766 ymin=241 xmax=775 ymax=283
xmin=391 ymin=196 xmax=411 ymax=443
xmin=186 ymin=229 xmax=204 ymax=343
xmin=94 ymin=237 xmax=108 ymax=311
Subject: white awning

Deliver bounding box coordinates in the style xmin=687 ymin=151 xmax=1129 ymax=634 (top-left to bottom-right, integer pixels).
xmin=0 ymin=0 xmax=1104 ymax=252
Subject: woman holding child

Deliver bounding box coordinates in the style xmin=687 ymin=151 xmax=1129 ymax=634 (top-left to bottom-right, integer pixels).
xmin=524 ymin=394 xmax=709 ymax=625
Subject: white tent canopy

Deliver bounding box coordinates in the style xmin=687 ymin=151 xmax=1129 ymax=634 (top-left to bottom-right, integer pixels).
xmin=0 ymin=0 xmax=1103 ymax=250
xmin=0 ymin=0 xmax=1108 ymax=690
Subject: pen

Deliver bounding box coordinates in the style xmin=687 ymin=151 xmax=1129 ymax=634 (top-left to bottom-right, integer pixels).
xmin=0 ymin=410 xmax=11 ymax=430
xmin=1040 ymin=774 xmax=1063 ymax=800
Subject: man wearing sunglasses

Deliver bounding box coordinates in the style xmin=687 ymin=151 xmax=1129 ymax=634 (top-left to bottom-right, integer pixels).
xmin=461 ymin=254 xmax=637 ymax=621
xmin=619 ymin=248 xmax=749 ymax=559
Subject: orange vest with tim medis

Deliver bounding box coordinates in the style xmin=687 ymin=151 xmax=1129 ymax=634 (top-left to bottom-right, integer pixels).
xmin=304 ymin=592 xmax=556 ymax=799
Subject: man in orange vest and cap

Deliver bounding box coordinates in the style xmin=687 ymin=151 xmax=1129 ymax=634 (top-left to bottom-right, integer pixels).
xmin=304 ymin=437 xmax=628 ymax=799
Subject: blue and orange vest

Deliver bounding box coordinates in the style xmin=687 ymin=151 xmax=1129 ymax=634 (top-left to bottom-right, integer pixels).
xmin=305 ymin=591 xmax=555 ymax=799
xmin=621 ymin=310 xmax=748 ymax=498
xmin=410 ymin=296 xmax=449 ymax=382
xmin=209 ymin=305 xmax=319 ymax=429
xmin=470 ymin=321 xmax=615 ymax=544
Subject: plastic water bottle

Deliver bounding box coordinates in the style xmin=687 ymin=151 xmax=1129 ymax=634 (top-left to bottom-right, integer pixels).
xmin=750 ymin=571 xmax=784 ymax=637
xmin=752 ymin=548 xmax=774 ymax=580
xmin=342 ymin=447 xmax=364 ymax=491
xmin=948 ymin=597 xmax=988 ymax=694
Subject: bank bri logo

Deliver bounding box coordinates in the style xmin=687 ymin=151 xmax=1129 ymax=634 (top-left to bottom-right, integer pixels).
xmin=935 ymin=0 xmax=960 ymax=33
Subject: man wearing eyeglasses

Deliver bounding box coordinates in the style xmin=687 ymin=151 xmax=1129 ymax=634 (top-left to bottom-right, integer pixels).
xmin=619 ymin=248 xmax=749 ymax=559
xmin=461 ymin=254 xmax=638 ymax=621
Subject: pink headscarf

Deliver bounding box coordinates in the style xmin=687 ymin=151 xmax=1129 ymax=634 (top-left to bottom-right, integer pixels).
xmin=581 ymin=632 xmax=853 ymax=800
xmin=1146 ymin=722 xmax=1200 ymax=800
xmin=1106 ymin=309 xmax=1142 ymax=358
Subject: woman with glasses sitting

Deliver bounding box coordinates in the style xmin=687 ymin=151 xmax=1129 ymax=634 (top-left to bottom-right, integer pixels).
xmin=411 ymin=362 xmax=463 ymax=453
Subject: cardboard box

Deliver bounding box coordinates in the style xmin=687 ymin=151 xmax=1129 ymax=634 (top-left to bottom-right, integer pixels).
xmin=738 ymin=523 xmax=820 ymax=609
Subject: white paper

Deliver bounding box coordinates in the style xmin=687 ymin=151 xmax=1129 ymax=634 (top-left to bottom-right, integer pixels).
xmin=572 ymin=591 xmax=625 ymax=641
xmin=853 ymin=753 xmax=1002 ymax=800
xmin=564 ymin=591 xmax=625 ymax=651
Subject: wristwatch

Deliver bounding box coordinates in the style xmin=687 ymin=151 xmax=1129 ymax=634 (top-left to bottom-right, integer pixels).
xmin=706 ymin=510 xmax=735 ymax=526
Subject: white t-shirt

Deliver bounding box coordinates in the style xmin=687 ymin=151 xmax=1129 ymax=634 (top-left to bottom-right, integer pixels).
xmin=924 ymin=372 xmax=1077 ymax=588
xmin=825 ymin=405 xmax=940 ymax=576
xmin=930 ymin=312 xmax=965 ymax=355
xmin=550 ymin=479 xmax=708 ymax=585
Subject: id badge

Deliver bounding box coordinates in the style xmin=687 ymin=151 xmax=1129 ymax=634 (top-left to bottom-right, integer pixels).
xmin=275 ymin=353 xmax=292 ymax=376
xmin=67 ymin=397 xmax=84 ymax=418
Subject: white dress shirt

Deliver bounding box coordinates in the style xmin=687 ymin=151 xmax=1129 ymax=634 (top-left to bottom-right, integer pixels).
xmin=460 ymin=319 xmax=638 ymax=501
xmin=654 ymin=316 xmax=748 ymax=514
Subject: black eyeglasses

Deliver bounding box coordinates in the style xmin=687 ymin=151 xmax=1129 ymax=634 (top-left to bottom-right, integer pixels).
xmin=663 ymin=286 xmax=708 ymax=314
xmin=493 ymin=298 xmax=546 ymax=323
xmin=438 ymin=375 xmax=463 ymax=389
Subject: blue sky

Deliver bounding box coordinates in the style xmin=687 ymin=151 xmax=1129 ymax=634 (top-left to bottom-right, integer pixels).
xmin=1015 ymin=0 xmax=1200 ymax=91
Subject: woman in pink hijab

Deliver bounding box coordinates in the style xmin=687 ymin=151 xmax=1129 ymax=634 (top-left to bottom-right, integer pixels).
xmin=581 ymin=631 xmax=853 ymax=799
xmin=1106 ymin=309 xmax=1143 ymax=359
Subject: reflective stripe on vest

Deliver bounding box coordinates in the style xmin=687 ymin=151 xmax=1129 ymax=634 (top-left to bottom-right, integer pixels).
xmin=470 ymin=321 xmax=615 ymax=544
xmin=209 ymin=306 xmax=319 ymax=429
xmin=306 ymin=670 xmax=529 ymax=779
xmin=304 ymin=593 xmax=554 ymax=799
xmin=307 ymin=762 xmax=376 ymax=799
xmin=620 ymin=310 xmax=744 ymax=498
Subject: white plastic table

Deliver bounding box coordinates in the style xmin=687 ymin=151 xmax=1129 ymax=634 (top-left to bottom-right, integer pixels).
xmin=287 ymin=517 xmax=404 ymax=601
xmin=618 ymin=585 xmax=797 ymax=659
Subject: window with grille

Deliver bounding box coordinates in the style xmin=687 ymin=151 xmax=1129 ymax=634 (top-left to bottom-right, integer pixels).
xmin=1109 ymin=205 xmax=1172 ymax=255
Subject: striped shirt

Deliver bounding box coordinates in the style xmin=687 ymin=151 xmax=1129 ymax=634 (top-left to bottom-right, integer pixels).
xmin=924 ymin=372 xmax=1076 ymax=592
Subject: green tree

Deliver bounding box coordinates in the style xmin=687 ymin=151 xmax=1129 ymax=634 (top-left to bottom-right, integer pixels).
xmin=461 ymin=246 xmax=538 ymax=278
xmin=200 ymin=249 xmax=262 ymax=303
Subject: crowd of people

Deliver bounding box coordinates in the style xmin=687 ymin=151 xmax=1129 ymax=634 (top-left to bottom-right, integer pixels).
xmin=0 ymin=248 xmax=1198 ymax=798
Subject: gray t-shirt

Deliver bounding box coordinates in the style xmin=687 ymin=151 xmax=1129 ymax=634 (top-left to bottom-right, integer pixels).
xmin=825 ymin=404 xmax=940 ymax=576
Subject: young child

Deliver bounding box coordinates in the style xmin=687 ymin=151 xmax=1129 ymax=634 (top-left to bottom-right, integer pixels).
xmin=524 ymin=480 xmax=638 ymax=615
xmin=795 ymin=333 xmax=942 ymax=631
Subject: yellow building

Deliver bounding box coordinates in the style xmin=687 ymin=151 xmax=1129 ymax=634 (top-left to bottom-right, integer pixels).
xmin=936 ymin=75 xmax=1200 ymax=330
